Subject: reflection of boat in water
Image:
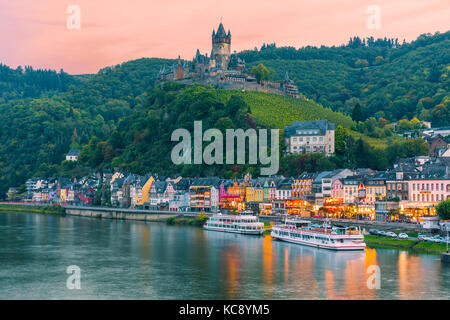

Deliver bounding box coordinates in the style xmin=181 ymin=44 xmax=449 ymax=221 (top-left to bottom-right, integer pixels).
xmin=204 ymin=214 xmax=264 ymax=235
xmin=271 ymin=219 xmax=366 ymax=251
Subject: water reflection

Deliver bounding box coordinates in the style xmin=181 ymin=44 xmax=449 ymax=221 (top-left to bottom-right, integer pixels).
xmin=262 ymin=234 xmax=275 ymax=298
xmin=0 ymin=213 xmax=449 ymax=299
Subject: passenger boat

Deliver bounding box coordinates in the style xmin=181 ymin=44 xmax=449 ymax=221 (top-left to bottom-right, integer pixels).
xmin=204 ymin=214 xmax=265 ymax=235
xmin=271 ymin=219 xmax=366 ymax=251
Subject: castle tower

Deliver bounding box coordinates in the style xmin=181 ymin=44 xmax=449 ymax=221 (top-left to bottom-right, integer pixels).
xmin=211 ymin=22 xmax=231 ymax=70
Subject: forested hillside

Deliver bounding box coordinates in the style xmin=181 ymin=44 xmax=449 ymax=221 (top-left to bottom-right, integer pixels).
xmin=0 ymin=58 xmax=173 ymax=192
xmin=0 ymin=64 xmax=77 ymax=102
xmin=77 ymin=84 xmax=428 ymax=180
xmin=0 ymin=31 xmax=445 ymax=192
xmin=242 ymin=31 xmax=450 ymax=124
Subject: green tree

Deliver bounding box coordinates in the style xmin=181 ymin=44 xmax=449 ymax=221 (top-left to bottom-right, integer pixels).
xmin=436 ymin=199 xmax=450 ymax=220
xmin=251 ymin=64 xmax=274 ymax=84
xmin=352 ymin=103 xmax=364 ymax=122
xmin=354 ymin=59 xmax=369 ymax=68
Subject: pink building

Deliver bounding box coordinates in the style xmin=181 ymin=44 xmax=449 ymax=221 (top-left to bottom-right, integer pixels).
xmin=331 ymin=179 xmax=344 ymax=201
xmin=407 ymin=179 xmax=449 ymax=205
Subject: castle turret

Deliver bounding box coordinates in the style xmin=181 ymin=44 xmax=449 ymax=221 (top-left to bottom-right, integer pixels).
xmin=211 ymin=22 xmax=231 ymax=69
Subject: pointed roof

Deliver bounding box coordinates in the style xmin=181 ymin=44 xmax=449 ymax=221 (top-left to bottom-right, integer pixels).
xmin=215 ymin=23 xmax=227 ymax=37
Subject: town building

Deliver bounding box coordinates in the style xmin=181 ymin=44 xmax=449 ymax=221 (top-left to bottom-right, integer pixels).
xmin=425 ymin=134 xmax=449 ymax=157
xmin=66 ymin=149 xmax=81 ymax=161
xmin=284 ymin=120 xmax=335 ymax=156
xmin=189 ymin=177 xmax=221 ymax=212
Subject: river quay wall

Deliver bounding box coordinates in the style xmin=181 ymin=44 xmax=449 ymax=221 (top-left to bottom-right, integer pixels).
xmin=64 ymin=206 xmax=182 ymax=222
xmin=442 ymin=252 xmax=450 ymax=263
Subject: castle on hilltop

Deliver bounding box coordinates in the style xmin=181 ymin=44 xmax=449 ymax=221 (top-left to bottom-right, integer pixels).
xmin=157 ymin=22 xmax=300 ymax=99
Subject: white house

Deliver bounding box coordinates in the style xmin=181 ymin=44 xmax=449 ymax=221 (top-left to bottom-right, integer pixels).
xmin=66 ymin=149 xmax=81 ymax=161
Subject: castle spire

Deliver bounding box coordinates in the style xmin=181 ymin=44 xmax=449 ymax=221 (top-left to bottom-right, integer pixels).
xmin=216 ymin=22 xmax=226 ymax=37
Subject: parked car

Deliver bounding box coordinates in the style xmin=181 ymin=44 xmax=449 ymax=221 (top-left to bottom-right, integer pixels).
xmin=441 ymin=238 xmax=449 ymax=244
xmin=386 ymin=232 xmax=397 ymax=238
xmin=398 ymin=233 xmax=408 ymax=239
xmin=378 ymin=231 xmax=386 ymax=237
xmin=418 ymin=234 xmax=427 ymax=241
xmin=430 ymin=236 xmax=442 ymax=243
xmin=369 ymin=229 xmax=379 ymax=235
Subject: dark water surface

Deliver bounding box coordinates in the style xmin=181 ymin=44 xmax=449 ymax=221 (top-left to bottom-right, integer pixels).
xmin=0 ymin=212 xmax=449 ymax=299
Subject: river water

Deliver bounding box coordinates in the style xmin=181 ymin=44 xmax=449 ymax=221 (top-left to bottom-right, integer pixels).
xmin=0 ymin=212 xmax=449 ymax=300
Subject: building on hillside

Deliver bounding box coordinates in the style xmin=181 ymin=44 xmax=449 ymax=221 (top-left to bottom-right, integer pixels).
xmin=284 ymin=120 xmax=335 ymax=156
xmin=283 ymin=72 xmax=299 ymax=98
xmin=425 ymin=134 xmax=449 ymax=157
xmin=156 ymin=22 xmax=301 ymax=100
xmin=211 ymin=23 xmax=231 ymax=69
xmin=66 ymin=149 xmax=81 ymax=161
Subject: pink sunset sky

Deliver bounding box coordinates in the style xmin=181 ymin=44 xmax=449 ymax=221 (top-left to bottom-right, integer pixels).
xmin=0 ymin=0 xmax=449 ymax=74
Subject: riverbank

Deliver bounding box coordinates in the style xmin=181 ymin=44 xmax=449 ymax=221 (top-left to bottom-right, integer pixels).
xmin=166 ymin=214 xmax=208 ymax=226
xmin=0 ymin=203 xmax=65 ymax=215
xmin=364 ymin=235 xmax=447 ymax=254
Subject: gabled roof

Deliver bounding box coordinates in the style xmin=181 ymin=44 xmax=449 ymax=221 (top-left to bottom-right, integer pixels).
xmin=284 ymin=120 xmax=335 ymax=137
xmin=190 ymin=177 xmax=221 ymax=188
xmin=67 ymin=149 xmax=81 ymax=156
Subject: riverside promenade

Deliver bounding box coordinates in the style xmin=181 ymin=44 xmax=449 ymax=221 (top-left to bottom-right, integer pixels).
xmin=64 ymin=205 xmax=192 ymax=222
xmin=0 ymin=202 xmax=432 ymax=234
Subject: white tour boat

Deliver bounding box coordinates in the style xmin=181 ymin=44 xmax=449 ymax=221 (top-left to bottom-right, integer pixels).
xmin=204 ymin=214 xmax=265 ymax=235
xmin=271 ymin=219 xmax=366 ymax=251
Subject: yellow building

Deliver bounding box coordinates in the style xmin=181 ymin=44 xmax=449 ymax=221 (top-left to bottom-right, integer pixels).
xmin=59 ymin=189 xmax=67 ymax=203
xmin=365 ymin=184 xmax=386 ymax=204
xmin=142 ymin=176 xmax=155 ymax=205
xmin=245 ymin=186 xmax=255 ymax=203
xmin=245 ymin=186 xmax=264 ymax=203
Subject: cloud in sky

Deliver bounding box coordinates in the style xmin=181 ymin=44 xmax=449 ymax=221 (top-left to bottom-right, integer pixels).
xmin=0 ymin=0 xmax=448 ymax=74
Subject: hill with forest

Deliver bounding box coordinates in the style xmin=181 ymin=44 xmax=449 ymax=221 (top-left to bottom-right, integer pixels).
xmin=241 ymin=31 xmax=450 ymax=125
xmin=0 ymin=31 xmax=445 ymax=193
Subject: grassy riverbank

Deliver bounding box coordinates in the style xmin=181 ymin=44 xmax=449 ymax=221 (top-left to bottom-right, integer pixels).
xmin=166 ymin=214 xmax=208 ymax=227
xmin=0 ymin=203 xmax=65 ymax=215
xmin=364 ymin=235 xmax=447 ymax=254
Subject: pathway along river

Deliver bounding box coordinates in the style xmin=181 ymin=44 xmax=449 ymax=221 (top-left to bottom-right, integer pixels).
xmin=0 ymin=212 xmax=449 ymax=299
